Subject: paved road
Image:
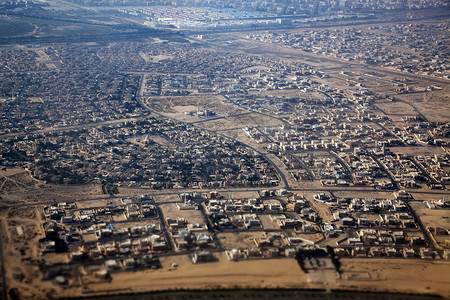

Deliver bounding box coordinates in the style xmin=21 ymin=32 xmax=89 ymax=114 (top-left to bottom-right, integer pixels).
xmin=189 ymin=111 xmax=252 ymax=125
xmin=403 ymin=200 xmax=438 ymax=251
xmin=395 ymin=98 xmax=429 ymax=123
xmin=368 ymin=152 xmax=401 ymax=190
xmin=2 ymin=185 xmax=448 ymax=210
xmin=0 ymin=115 xmax=150 ymax=139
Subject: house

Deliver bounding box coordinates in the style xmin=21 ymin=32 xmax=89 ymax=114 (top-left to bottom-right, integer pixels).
xmin=352 ymin=247 xmax=367 ymax=257
xmin=340 ymin=217 xmax=354 ymax=226
xmin=334 ymin=248 xmax=346 ymax=256
xmin=95 ymin=229 xmax=112 ymax=240
xmin=41 ymin=240 xmax=56 ymax=253
xmin=385 ymin=248 xmax=397 ymax=257
xmin=264 ymin=247 xmax=279 ymax=258
xmin=302 ymin=223 xmax=315 ymax=233
xmin=192 ymin=251 xmax=214 ymax=264
xmin=420 ymin=248 xmax=434 ymax=259
xmin=314 ymin=193 xmax=331 ymax=202
xmin=141 ymin=204 xmax=157 ymax=217
xmin=268 ymin=202 xmax=284 ymax=212
xmin=284 ymin=248 xmax=297 ymax=257
xmin=123 ymin=258 xmax=136 ymax=270
xmin=126 ymin=204 xmax=140 ymax=219
xmin=403 ymin=248 xmax=415 ymax=258
xmin=369 ymin=247 xmax=382 ymax=257
xmin=226 ymin=249 xmax=247 ymax=261
xmin=104 ymin=259 xmax=120 ymax=272
xmin=358 ymin=217 xmax=370 ymax=226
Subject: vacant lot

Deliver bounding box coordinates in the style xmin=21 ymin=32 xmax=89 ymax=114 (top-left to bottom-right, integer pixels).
xmin=160 ymin=203 xmax=206 ymax=226
xmin=338 ymin=258 xmax=450 ymax=298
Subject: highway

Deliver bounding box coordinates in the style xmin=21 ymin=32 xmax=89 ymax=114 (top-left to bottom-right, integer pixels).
xmin=0 ymin=114 xmax=151 ymax=139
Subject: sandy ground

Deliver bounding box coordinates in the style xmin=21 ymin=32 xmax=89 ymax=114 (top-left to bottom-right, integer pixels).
xmin=375 ymin=101 xmax=419 ymax=116
xmin=0 ymin=167 xmax=105 ymax=206
xmin=388 ymin=146 xmax=447 ymax=156
xmin=395 ymin=90 xmax=450 ymax=123
xmin=409 ymin=201 xmax=450 ymax=233
xmin=212 ymin=28 xmax=450 ymax=125
xmin=337 ymin=258 xmax=450 ymax=298
xmin=160 ymin=203 xmax=206 ymax=226
xmin=217 ymin=232 xmax=266 ymax=249
xmin=197 ymin=113 xmax=283 ymax=131
xmin=2 ymin=160 xmax=450 ymax=299
xmin=47 ymin=253 xmax=314 ymax=298
xmin=9 ymin=253 xmax=450 ymax=299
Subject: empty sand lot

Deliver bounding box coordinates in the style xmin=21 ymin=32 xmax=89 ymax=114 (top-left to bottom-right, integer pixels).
xmin=337 ymin=258 xmax=450 ymax=298
xmin=12 ymin=253 xmax=449 ymax=299
xmin=44 ymin=253 xmax=314 ymax=298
